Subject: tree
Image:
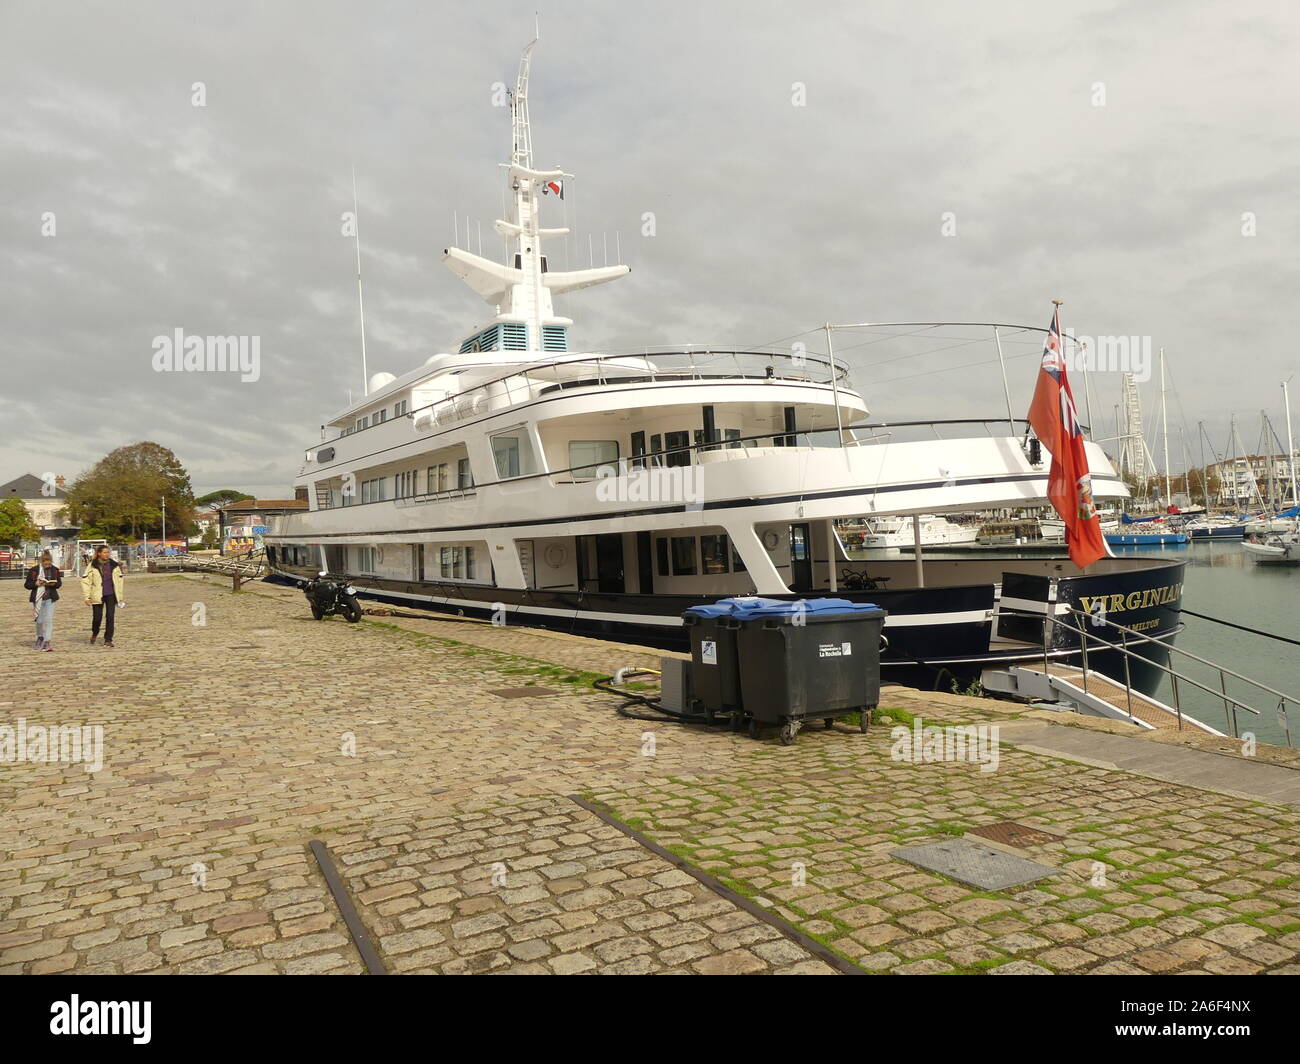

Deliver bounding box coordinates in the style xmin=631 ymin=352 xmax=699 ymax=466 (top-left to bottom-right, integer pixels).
xmin=0 ymin=498 xmax=40 ymax=544
xmin=196 ymin=489 xmax=255 ymax=509
xmin=64 ymin=442 xmax=196 ymax=540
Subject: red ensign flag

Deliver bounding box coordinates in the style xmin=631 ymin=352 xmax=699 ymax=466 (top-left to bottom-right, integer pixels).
xmin=1027 ymin=308 xmax=1110 ymax=569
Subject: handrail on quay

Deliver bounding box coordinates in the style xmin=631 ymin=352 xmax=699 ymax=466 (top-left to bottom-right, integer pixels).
xmin=1000 ymin=604 xmax=1294 ymax=747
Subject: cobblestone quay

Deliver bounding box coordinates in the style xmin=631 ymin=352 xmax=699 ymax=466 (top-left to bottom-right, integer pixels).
xmin=2 ymin=575 xmax=1297 ymax=974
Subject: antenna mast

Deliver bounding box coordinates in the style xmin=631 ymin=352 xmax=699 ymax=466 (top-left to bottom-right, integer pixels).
xmin=352 ymin=164 xmax=369 ymax=395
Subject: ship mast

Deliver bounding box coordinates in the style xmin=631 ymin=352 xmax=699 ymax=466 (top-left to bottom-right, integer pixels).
xmin=441 ymin=35 xmax=629 ymax=356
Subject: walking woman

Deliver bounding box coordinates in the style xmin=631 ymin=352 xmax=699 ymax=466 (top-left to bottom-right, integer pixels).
xmin=82 ymin=545 xmax=125 ymax=647
xmin=24 ymin=550 xmax=62 ymax=651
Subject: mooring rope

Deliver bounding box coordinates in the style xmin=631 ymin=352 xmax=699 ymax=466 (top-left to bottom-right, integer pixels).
xmin=1175 ymin=607 xmax=1300 ymax=647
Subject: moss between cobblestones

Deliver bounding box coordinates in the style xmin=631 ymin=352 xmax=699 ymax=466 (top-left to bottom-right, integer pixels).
xmin=360 ymin=618 xmax=609 ymax=692
xmin=578 ymin=730 xmax=1300 ymax=974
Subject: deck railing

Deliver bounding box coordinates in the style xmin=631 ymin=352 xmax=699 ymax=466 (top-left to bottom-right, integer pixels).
xmin=1005 ymin=604 xmax=1294 ymax=747
xmin=384 ymin=349 xmax=853 ymax=435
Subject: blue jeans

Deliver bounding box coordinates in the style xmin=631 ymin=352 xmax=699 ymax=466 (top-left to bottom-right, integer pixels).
xmin=35 ymin=599 xmax=55 ymax=644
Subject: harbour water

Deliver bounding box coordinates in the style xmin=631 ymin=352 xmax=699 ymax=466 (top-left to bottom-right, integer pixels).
xmin=851 ymin=540 xmax=1299 ymax=747
xmin=1117 ymin=541 xmax=1298 ymax=747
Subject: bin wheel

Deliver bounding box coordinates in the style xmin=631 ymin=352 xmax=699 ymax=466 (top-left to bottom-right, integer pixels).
xmin=779 ymin=721 xmax=800 ymax=746
xmin=730 ymin=712 xmax=743 ymax=732
xmin=747 ymin=718 xmax=760 ymax=740
xmin=859 ymin=707 xmax=875 ymax=733
xmin=823 ymin=718 xmax=835 ymax=730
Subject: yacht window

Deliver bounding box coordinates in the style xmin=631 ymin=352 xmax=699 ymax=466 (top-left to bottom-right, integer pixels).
xmin=491 ymin=428 xmax=537 ymax=479
xmin=656 ymin=537 xmax=669 ymax=576
xmin=356 ymin=416 xmax=368 ymax=431
xmin=394 ymin=399 xmax=408 ymax=417
xmin=701 ymin=534 xmax=728 ymax=575
xmin=457 ymin=458 xmax=474 ymax=489
xmin=630 ymin=431 xmax=647 ymax=470
xmin=360 ymin=478 xmax=387 ymax=504
xmin=671 ymin=536 xmax=697 ymax=576
xmin=731 ymin=541 xmax=747 ymax=572
xmin=665 ymin=431 xmax=691 ymax=468
xmin=569 ymin=440 xmax=619 ymax=478
xmin=374 ymin=409 xmax=387 ymax=425
xmin=650 ymin=434 xmax=663 ymax=468
xmin=724 ymin=428 xmax=742 ymax=449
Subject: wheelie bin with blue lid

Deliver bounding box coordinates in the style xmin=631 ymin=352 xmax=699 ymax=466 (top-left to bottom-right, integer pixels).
xmin=682 ymin=597 xmax=788 ymax=725
xmin=722 ymin=597 xmax=887 ymax=744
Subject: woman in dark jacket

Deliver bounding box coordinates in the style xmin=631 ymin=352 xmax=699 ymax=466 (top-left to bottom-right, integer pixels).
xmin=25 ymin=550 xmax=62 ymax=651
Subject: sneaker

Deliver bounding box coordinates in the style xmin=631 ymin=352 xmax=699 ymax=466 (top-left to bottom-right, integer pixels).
xmin=90 ymin=634 xmax=98 ymax=644
xmin=34 ymin=638 xmax=42 ymax=650
xmin=42 ymin=644 xmax=53 ymax=652
xmin=103 ymin=641 xmax=114 ymax=648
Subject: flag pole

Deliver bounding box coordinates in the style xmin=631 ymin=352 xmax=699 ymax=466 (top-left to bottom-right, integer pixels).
xmin=993 ymin=326 xmax=1015 ymax=434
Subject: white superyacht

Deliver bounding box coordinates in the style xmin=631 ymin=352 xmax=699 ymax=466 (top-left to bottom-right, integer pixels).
xmin=267 ymin=39 xmax=1187 ymax=692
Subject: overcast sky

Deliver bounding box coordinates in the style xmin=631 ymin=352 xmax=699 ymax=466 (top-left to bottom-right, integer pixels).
xmin=3 ymin=0 xmax=1298 ymax=495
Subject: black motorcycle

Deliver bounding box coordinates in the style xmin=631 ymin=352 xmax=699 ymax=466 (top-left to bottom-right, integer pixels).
xmin=301 ymin=572 xmax=363 ymax=623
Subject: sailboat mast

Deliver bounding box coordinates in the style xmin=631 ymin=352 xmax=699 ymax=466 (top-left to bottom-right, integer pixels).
xmin=1285 ymin=379 xmax=1299 ymax=508
xmin=1160 ymin=348 xmax=1171 ymax=503
xmin=1197 ymin=420 xmax=1209 ymax=509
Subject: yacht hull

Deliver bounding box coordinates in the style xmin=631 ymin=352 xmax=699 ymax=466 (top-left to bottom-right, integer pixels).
xmin=266 ymin=556 xmax=1185 ymax=696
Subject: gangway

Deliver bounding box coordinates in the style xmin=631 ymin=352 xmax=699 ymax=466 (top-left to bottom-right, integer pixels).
xmin=984 ymin=605 xmax=1295 ymax=747
xmin=149 ymin=550 xmax=267 ymax=589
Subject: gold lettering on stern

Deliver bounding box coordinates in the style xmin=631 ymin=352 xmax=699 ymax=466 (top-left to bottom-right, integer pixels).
xmin=1077 ymin=582 xmax=1182 ymax=617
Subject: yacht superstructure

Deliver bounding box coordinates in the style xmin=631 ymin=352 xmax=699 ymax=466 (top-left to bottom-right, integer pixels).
xmin=266 ymin=38 xmax=1189 ymax=692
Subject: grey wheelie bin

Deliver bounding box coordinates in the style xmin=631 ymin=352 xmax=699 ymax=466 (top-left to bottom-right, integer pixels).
xmin=723 ymin=598 xmax=886 ymax=744
xmin=682 ymin=597 xmax=787 ymax=724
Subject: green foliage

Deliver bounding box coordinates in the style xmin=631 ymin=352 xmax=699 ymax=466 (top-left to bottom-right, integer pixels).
xmin=64 ymin=442 xmax=196 ymax=540
xmin=196 ymin=489 xmax=255 ymax=508
xmin=0 ymin=498 xmax=40 ymax=543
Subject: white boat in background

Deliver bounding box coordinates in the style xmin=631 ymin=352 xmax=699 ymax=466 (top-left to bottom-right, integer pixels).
xmin=975 ymin=517 xmax=1065 ymax=546
xmin=1242 ymin=530 xmax=1300 ymax=565
xmin=854 ymin=515 xmax=978 ymax=549
xmin=1245 ymin=508 xmax=1299 ymax=534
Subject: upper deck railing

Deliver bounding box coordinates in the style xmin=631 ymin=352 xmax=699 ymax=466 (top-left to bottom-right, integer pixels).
xmin=325 ymin=349 xmax=854 ymax=442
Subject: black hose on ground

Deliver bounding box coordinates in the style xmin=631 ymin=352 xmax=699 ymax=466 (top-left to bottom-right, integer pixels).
xmin=593 ymin=671 xmax=734 ymax=727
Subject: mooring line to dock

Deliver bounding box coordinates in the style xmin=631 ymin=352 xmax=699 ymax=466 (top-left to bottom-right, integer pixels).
xmin=1175 ymin=607 xmax=1300 ymax=646
xmin=309 ymin=839 xmax=388 ymax=975
xmin=568 ymin=794 xmax=864 ymax=975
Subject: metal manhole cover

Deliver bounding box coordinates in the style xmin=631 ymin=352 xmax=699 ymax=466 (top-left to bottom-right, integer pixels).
xmin=891 ymin=838 xmax=1059 ymax=890
xmin=967 ymin=821 xmax=1063 ymax=849
xmin=488 ymin=686 xmax=559 ymax=699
